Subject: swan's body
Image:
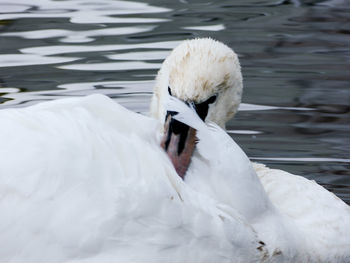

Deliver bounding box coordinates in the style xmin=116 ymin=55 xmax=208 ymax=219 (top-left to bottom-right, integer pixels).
xmin=0 ymin=95 xmax=265 ymax=263
xmin=0 ymin=38 xmax=349 ymax=262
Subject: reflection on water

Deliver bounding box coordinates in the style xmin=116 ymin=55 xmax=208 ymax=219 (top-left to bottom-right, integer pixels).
xmin=19 ymin=40 xmax=181 ymax=55
xmin=1 ymin=26 xmax=157 ymax=43
xmin=58 ymin=61 xmax=162 ymax=71
xmin=0 ymin=54 xmax=80 ymax=67
xmin=0 ymin=0 xmax=349 ymax=203
xmin=0 ymin=0 xmax=169 ymax=23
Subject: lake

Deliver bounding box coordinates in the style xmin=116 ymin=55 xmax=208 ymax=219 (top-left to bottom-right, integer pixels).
xmin=0 ymin=0 xmax=349 ymax=204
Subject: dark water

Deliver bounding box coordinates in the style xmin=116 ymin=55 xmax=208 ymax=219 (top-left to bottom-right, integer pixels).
xmin=0 ymin=0 xmax=349 ymax=204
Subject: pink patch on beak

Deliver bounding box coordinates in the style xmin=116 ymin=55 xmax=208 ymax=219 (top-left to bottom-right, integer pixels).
xmin=161 ymin=115 xmax=197 ymax=179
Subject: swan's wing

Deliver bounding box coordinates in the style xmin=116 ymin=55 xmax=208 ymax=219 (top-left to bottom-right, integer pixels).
xmin=253 ymin=162 xmax=350 ymax=262
xmin=0 ymin=94 xmax=265 ymax=263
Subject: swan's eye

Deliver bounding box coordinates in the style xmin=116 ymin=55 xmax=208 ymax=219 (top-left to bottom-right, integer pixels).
xmin=194 ymin=95 xmax=217 ymax=121
xmin=168 ymin=86 xmax=172 ymax=96
xmin=207 ymin=95 xmax=217 ymax=105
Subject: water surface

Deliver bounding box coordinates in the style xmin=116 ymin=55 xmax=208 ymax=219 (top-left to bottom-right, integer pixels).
xmin=0 ymin=0 xmax=349 ymax=203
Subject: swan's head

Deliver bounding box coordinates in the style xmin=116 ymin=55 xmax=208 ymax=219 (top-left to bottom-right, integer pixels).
xmin=150 ymin=38 xmax=243 ymax=178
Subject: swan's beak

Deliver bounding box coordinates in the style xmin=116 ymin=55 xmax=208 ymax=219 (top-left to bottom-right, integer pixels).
xmin=161 ymin=111 xmax=196 ymax=179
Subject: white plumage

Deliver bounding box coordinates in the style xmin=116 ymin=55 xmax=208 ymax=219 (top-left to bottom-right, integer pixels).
xmin=0 ymin=94 xmax=264 ymax=263
xmin=254 ymin=162 xmax=350 ymax=262
xmin=0 ymin=38 xmax=349 ymax=263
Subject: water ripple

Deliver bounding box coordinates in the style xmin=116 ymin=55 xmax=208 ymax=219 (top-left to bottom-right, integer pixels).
xmin=1 ymin=26 xmax=157 ymax=43
xmin=0 ymin=80 xmax=154 ymax=112
xmin=183 ymin=24 xmax=225 ymax=31
xmin=58 ymin=61 xmax=161 ymax=71
xmin=0 ymin=54 xmax=81 ymax=67
xmin=0 ymin=0 xmax=170 ymax=24
xmin=20 ymin=41 xmax=182 ymax=56
xmin=106 ymin=51 xmax=170 ymax=61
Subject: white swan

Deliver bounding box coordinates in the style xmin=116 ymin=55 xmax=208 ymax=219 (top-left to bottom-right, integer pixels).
xmin=0 ymin=38 xmax=349 ymax=263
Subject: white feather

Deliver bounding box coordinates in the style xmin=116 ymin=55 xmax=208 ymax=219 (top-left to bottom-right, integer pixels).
xmin=0 ymin=94 xmax=266 ymax=263
xmin=253 ymin=163 xmax=350 ymax=262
